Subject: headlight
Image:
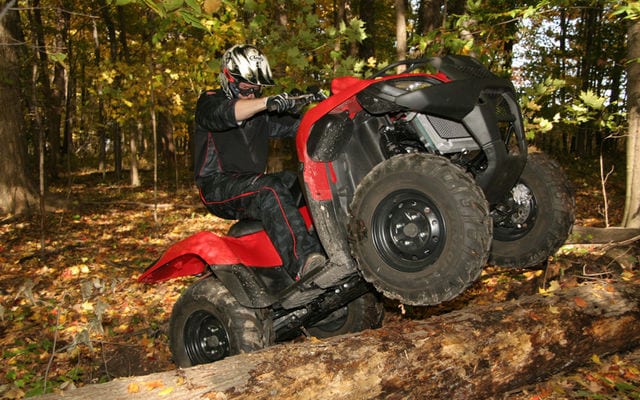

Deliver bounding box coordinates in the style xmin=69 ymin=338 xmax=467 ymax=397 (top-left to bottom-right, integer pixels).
xmin=389 ymin=80 xmax=433 ymax=92
xmin=357 ymin=79 xmax=434 ymax=115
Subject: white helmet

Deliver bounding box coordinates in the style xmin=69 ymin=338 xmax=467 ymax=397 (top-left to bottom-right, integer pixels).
xmin=219 ymin=44 xmax=274 ymax=98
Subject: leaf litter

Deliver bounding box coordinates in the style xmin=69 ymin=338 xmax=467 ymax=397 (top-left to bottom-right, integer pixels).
xmin=0 ymin=169 xmax=638 ymax=399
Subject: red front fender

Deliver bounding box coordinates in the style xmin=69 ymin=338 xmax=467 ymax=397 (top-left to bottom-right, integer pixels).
xmin=137 ymin=230 xmax=282 ymax=283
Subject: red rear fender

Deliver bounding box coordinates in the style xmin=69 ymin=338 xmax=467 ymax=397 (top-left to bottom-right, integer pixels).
xmin=138 ymin=231 xmax=282 ymax=283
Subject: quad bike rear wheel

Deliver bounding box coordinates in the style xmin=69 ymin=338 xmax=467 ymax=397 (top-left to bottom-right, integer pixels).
xmin=169 ymin=277 xmax=272 ymax=367
xmin=307 ymin=292 xmax=384 ymax=338
xmin=489 ymin=152 xmax=575 ymax=268
xmin=349 ymin=153 xmax=492 ymax=306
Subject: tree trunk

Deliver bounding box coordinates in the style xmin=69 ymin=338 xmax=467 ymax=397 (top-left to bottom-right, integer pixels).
xmin=623 ymin=18 xmax=640 ymax=228
xmin=357 ymin=0 xmax=375 ymax=60
xmin=130 ymin=124 xmax=140 ymax=187
xmin=30 ymin=0 xmax=63 ymax=179
xmin=0 ymin=0 xmax=38 ymax=213
xmin=91 ymin=19 xmax=107 ymax=177
xmin=37 ymin=282 xmax=640 ymax=400
xmin=332 ymin=0 xmax=346 ymax=73
xmin=158 ymin=112 xmax=177 ymax=173
xmin=395 ymin=0 xmax=407 ymax=66
xmin=417 ymin=0 xmax=443 ymax=34
xmin=114 ymin=123 xmax=122 ymax=179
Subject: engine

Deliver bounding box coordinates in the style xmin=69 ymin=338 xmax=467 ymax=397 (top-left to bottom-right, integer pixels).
xmin=379 ymin=114 xmax=484 ymax=172
xmin=379 ymin=121 xmax=426 ymax=158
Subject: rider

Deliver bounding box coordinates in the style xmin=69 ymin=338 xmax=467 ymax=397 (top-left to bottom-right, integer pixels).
xmin=193 ymin=44 xmax=325 ymax=280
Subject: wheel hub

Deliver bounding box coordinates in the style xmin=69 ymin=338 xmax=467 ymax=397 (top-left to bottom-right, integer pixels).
xmin=184 ymin=311 xmax=230 ymax=365
xmin=373 ymin=190 xmax=445 ymax=272
xmin=492 ymin=183 xmax=537 ymax=241
xmin=203 ymin=328 xmax=221 ymax=348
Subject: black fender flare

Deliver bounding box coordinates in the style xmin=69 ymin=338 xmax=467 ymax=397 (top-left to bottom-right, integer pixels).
xmin=211 ymin=265 xmax=277 ymax=309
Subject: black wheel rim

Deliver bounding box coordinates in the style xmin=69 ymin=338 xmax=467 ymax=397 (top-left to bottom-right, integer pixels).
xmin=183 ymin=310 xmax=230 ymax=365
xmin=492 ymin=183 xmax=537 ymax=241
xmin=372 ymin=189 xmax=446 ymax=273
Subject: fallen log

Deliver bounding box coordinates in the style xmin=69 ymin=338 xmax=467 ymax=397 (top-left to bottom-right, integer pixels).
xmin=563 ymin=226 xmax=639 ymax=270
xmin=37 ymin=281 xmax=640 ymax=400
xmin=568 ymin=225 xmax=640 ymax=244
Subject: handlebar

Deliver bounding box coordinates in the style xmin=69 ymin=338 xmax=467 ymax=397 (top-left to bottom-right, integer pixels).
xmin=288 ymin=90 xmax=327 ymax=113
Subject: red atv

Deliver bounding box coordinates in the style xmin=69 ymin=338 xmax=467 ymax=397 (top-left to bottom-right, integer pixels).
xmin=139 ymin=55 xmax=574 ymax=367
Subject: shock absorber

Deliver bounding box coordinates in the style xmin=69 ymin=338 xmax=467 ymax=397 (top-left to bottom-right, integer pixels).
xmin=379 ymin=126 xmax=402 ymax=158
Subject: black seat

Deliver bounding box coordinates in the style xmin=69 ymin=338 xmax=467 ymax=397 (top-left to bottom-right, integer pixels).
xmin=227 ymin=219 xmax=265 ymax=237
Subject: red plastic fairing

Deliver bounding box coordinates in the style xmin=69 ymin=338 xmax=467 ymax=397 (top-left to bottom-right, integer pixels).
xmin=297 ymin=76 xmax=374 ymax=201
xmin=138 ymin=207 xmax=314 ymax=283
xmin=296 ymin=72 xmax=450 ymax=201
xmin=137 ymin=230 xmax=282 ymax=283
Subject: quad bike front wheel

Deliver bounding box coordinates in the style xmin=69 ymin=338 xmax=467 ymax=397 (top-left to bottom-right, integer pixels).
xmin=489 ymin=152 xmax=575 ymax=268
xmin=349 ymin=153 xmax=492 ymax=306
xmin=307 ymin=292 xmax=384 ymax=338
xmin=169 ymin=277 xmax=272 ymax=367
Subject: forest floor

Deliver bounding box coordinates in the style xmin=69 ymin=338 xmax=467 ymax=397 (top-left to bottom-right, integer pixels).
xmin=0 ymin=157 xmax=639 ymax=399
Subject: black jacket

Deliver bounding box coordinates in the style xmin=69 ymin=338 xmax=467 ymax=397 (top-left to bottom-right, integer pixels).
xmin=193 ymin=89 xmax=299 ymax=184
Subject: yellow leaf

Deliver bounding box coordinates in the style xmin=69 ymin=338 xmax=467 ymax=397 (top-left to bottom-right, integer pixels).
xmin=621 ymin=271 xmax=634 ymax=281
xmin=128 ymin=382 xmax=140 ymax=393
xmin=158 ymin=386 xmax=175 ymax=396
xmin=548 ymin=306 xmax=560 ymax=314
xmin=526 ymin=99 xmax=541 ymax=111
xmin=145 ymin=380 xmax=164 ymax=390
xmin=523 ymin=270 xmax=543 ymax=280
xmin=538 ymin=280 xmax=560 ymax=295
xmin=591 ymin=354 xmax=602 ymax=365
xmin=547 ymin=280 xmax=561 ymax=292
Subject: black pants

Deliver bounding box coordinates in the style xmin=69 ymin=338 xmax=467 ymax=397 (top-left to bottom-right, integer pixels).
xmin=198 ymin=171 xmax=323 ymax=276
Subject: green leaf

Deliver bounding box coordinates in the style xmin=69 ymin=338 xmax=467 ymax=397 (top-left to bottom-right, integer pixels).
xmin=522 ymin=6 xmax=534 ymax=19
xmin=162 ymin=0 xmax=183 ymax=12
xmin=184 ymin=0 xmax=201 ymax=12
xmin=142 ymin=0 xmax=166 ymax=17
xmin=610 ymin=2 xmax=640 ymax=20
xmin=49 ymin=52 xmax=67 ymax=66
xmin=244 ymin=0 xmax=258 ymax=12
xmin=579 ymin=90 xmax=606 ymax=110
xmin=615 ymin=380 xmax=640 ymax=392
xmin=179 ymin=9 xmax=206 ymax=30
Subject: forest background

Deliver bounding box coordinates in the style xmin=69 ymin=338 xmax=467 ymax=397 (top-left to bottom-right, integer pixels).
xmin=0 ymin=0 xmax=639 ymax=398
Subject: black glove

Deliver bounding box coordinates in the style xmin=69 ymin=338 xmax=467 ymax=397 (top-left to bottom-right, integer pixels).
xmin=266 ymin=93 xmax=296 ymax=113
